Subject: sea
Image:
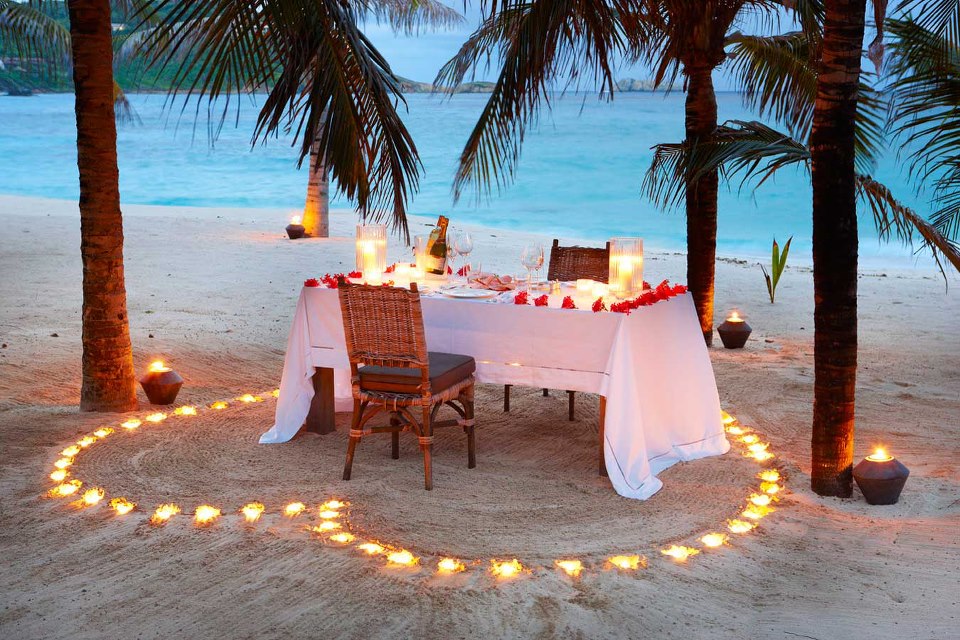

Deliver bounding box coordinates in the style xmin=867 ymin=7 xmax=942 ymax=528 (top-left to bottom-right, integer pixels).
xmin=0 ymin=92 xmax=937 ymax=268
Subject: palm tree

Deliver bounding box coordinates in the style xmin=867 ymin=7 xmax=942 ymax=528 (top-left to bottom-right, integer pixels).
xmin=67 ymin=0 xmax=138 ymax=411
xmin=137 ymin=0 xmax=461 ymax=241
xmin=303 ymin=131 xmax=331 ymax=237
xmin=645 ymin=2 xmax=960 ymax=496
xmin=437 ymin=0 xmax=783 ymax=345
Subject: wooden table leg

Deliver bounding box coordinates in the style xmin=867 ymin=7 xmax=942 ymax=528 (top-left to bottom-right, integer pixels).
xmin=305 ymin=367 xmax=336 ymax=434
xmin=598 ymin=395 xmax=608 ymax=477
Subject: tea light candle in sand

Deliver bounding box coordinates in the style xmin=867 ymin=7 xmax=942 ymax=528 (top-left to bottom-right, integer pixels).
xmin=853 ymin=448 xmax=910 ymax=505
xmin=286 ymin=215 xmax=306 ymax=240
xmin=717 ymin=310 xmax=752 ymax=349
xmin=139 ymin=360 xmax=184 ymax=405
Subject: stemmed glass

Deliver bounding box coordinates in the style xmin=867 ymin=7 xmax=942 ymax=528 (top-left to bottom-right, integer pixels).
xmin=453 ymin=228 xmax=474 ymax=282
xmin=520 ymin=243 xmax=544 ymax=290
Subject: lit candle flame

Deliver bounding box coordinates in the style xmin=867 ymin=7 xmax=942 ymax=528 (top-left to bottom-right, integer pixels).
xmin=661 ymin=545 xmax=700 ymax=562
xmin=53 ymin=457 xmax=73 ymax=470
xmin=386 ymin=550 xmax=418 ymax=566
xmin=110 ymin=497 xmax=136 ymax=515
xmin=490 ymin=559 xmax=523 ymax=578
xmin=700 ymin=533 xmax=728 ymax=548
xmin=121 ymin=418 xmax=141 ymax=430
xmin=151 ymin=503 xmax=181 ymax=524
xmin=48 ymin=479 xmax=82 ymax=498
xmin=77 ymin=436 xmax=97 ymax=448
xmin=726 ymin=425 xmax=745 ymax=435
xmin=174 ymin=405 xmax=197 ymax=416
xmin=290 ymin=215 xmax=302 ymax=226
xmin=241 ymin=502 xmax=265 ymax=522
xmin=748 ymin=442 xmax=769 ymax=454
xmin=317 ymin=510 xmax=340 ymax=520
xmin=61 ymin=445 xmax=81 ymax=457
xmin=720 ymin=411 xmax=736 ymax=425
xmin=93 ymin=427 xmax=113 ymax=438
xmin=727 ymin=519 xmax=756 ymax=534
xmin=727 ymin=311 xmax=744 ymax=322
xmin=321 ymin=500 xmax=346 ymax=510
xmin=357 ymin=542 xmax=385 ymax=555
xmin=284 ymin=502 xmax=306 ymax=517
xmin=210 ymin=401 xmax=228 ymax=410
xmin=866 ymin=448 xmax=894 ymax=462
xmin=555 ymin=560 xmax=583 ymax=577
xmin=741 ymin=504 xmax=773 ymax=520
xmin=749 ymin=493 xmax=773 ymax=507
xmin=740 ymin=434 xmax=759 ymax=444
xmin=145 ymin=412 xmax=167 ymax=423
xmin=329 ymin=532 xmax=355 ymax=544
xmin=750 ymin=450 xmax=775 ymax=462
xmin=148 ymin=360 xmax=172 ymax=373
xmin=81 ymin=487 xmax=105 ymax=506
xmin=313 ymin=521 xmax=340 ymax=532
xmin=50 ymin=469 xmax=68 ymax=482
xmin=760 ymin=481 xmax=781 ymax=495
xmin=437 ymin=558 xmax=466 ymax=574
xmin=194 ymin=505 xmax=221 ymax=525
xmin=607 ymin=555 xmax=644 ymax=570
xmin=270 ymin=389 xmax=280 ymax=398
xmin=758 ymin=469 xmax=780 ymax=483
xmin=237 ymin=394 xmax=262 ymax=403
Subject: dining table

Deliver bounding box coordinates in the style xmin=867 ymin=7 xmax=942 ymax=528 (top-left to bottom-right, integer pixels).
xmin=260 ymin=283 xmax=729 ymax=500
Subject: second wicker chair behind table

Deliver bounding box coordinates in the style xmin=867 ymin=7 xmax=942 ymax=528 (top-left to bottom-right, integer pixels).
xmin=503 ymin=239 xmax=610 ymax=421
xmin=338 ymin=281 xmax=477 ymax=491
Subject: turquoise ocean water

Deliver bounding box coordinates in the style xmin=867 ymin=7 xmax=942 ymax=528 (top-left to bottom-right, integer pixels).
xmin=0 ymin=92 xmax=935 ymax=267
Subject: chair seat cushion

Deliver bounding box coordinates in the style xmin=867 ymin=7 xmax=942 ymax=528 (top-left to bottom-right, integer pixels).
xmin=359 ymin=352 xmax=475 ymax=394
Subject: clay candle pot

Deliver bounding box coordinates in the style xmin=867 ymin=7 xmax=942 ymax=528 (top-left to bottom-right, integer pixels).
xmin=717 ymin=311 xmax=752 ymax=349
xmin=853 ymin=448 xmax=910 ymax=505
xmin=286 ymin=215 xmax=306 ymax=240
xmin=139 ymin=361 xmax=184 ymax=405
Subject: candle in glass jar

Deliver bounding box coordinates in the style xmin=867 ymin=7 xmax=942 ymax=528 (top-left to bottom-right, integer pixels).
xmin=592 ymin=282 xmax=609 ymax=298
xmin=576 ymin=279 xmax=594 ymax=293
xmin=395 ymin=263 xmax=411 ymax=277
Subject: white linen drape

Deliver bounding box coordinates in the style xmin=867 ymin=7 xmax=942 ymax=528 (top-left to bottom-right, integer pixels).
xmin=260 ymin=288 xmax=728 ymax=500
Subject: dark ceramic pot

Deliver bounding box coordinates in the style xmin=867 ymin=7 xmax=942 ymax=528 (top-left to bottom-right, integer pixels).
xmin=286 ymin=223 xmax=306 ymax=240
xmin=853 ymin=456 xmax=910 ymax=505
xmin=717 ymin=319 xmax=752 ymax=349
xmin=139 ymin=369 xmax=184 ymax=405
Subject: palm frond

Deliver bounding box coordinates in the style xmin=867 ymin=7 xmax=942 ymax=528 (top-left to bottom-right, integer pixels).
xmin=436 ymin=0 xmax=637 ymax=202
xmin=644 ymin=120 xmax=810 ymax=209
xmin=856 ymin=174 xmax=960 ymax=276
xmin=0 ymin=0 xmax=70 ymax=71
xmin=138 ymin=0 xmax=421 ymax=239
xmin=363 ymin=0 xmax=464 ymax=34
xmin=897 ymin=0 xmax=960 ymax=50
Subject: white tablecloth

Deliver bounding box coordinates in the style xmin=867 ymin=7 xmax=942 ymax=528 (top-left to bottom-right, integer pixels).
xmin=260 ymin=287 xmax=729 ymax=500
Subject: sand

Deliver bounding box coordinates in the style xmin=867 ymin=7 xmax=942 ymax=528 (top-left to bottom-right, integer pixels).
xmin=0 ymin=194 xmax=958 ymax=639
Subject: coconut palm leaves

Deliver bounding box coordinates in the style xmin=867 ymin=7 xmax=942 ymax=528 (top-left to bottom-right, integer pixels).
xmin=435 ymin=0 xmax=641 ymax=201
xmin=761 ymin=236 xmax=791 ymax=303
xmin=0 ymin=0 xmax=71 ymax=66
xmin=137 ymin=0 xmax=458 ymax=239
xmin=886 ymin=13 xmax=960 ymax=245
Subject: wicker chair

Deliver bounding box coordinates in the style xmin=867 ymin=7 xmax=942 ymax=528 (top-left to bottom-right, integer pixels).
xmin=338 ymin=281 xmax=476 ymax=490
xmin=503 ymin=239 xmax=610 ymax=422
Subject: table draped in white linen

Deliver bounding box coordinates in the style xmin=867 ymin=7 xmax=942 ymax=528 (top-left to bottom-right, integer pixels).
xmin=261 ymin=287 xmax=729 ymax=500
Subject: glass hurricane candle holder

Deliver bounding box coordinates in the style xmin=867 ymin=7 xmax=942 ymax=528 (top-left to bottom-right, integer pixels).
xmin=356 ymin=224 xmax=387 ymax=276
xmin=608 ymin=237 xmax=644 ymax=298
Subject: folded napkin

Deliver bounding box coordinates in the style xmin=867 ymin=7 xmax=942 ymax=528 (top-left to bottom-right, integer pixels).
xmin=468 ymin=274 xmax=518 ymax=292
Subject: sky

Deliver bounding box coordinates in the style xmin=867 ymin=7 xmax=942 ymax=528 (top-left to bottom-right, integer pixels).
xmin=362 ymin=3 xmax=798 ymax=91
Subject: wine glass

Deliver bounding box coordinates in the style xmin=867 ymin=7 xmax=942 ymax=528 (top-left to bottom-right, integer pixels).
xmin=520 ymin=243 xmax=544 ymax=290
xmin=446 ymin=242 xmax=459 ymax=282
xmin=453 ymin=228 xmax=474 ymax=281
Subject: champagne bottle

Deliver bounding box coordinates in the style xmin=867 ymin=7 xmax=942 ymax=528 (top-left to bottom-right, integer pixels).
xmin=424 ymin=215 xmax=449 ymax=275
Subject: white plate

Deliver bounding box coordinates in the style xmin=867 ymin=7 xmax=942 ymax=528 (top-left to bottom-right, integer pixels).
xmin=440 ymin=287 xmax=500 ymax=299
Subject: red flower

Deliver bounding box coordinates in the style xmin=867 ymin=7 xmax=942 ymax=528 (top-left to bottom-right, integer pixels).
xmin=514 ymin=291 xmax=529 ymax=305
xmin=561 ymin=296 xmax=577 ymax=310
xmin=447 ymin=265 xmax=453 ymax=275
xmin=348 ymin=270 xmax=362 ymax=279
xmin=457 ymin=265 xmax=470 ymax=277
xmin=385 ymin=264 xmax=396 ymax=274
xmin=304 ymin=278 xmax=320 ymax=288
xmin=534 ymin=294 xmax=549 ymax=307
xmin=610 ymin=301 xmax=631 ymax=314
xmin=592 ymin=297 xmax=607 ymax=312
xmin=643 ymin=280 xmax=651 ymax=291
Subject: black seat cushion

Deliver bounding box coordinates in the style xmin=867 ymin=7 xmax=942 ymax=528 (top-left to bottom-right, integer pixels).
xmin=359 ymin=352 xmax=475 ymax=394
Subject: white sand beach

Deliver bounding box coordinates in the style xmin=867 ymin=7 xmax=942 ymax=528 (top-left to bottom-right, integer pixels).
xmin=1 ymin=194 xmax=958 ymax=639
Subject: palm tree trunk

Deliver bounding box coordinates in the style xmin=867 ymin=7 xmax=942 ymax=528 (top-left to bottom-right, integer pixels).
xmin=808 ymin=0 xmax=867 ymax=496
xmin=684 ymin=63 xmax=719 ymax=346
xmin=68 ymin=0 xmax=138 ymax=412
xmin=302 ymin=134 xmax=330 ymax=237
